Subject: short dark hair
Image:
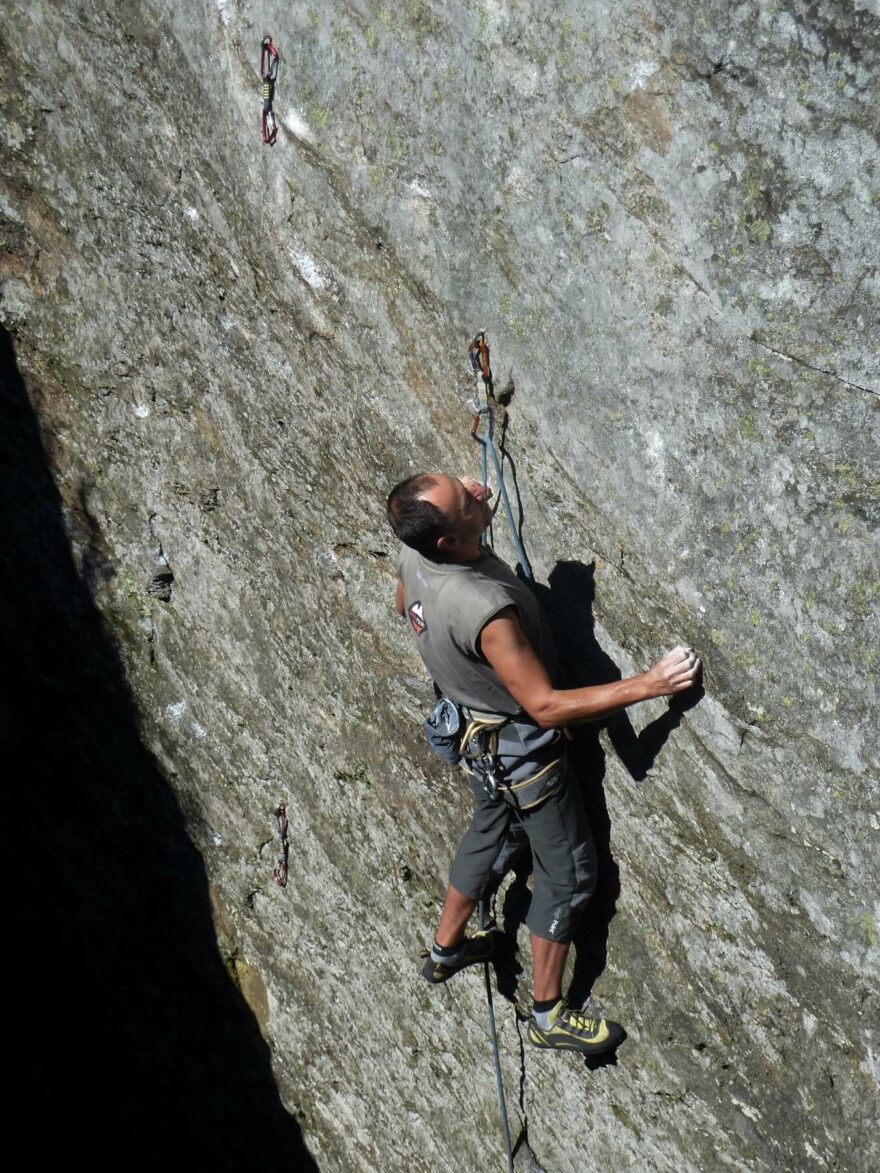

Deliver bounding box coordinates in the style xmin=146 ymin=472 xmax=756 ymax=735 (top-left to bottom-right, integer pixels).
xmin=386 ymin=474 xmax=448 ymax=555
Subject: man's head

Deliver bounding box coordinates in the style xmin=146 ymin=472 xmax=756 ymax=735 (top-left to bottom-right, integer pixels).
xmin=386 ymin=472 xmax=493 ymax=560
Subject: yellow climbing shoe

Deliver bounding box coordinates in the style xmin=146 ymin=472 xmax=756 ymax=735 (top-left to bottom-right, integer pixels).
xmin=527 ymin=1000 xmax=624 ymax=1055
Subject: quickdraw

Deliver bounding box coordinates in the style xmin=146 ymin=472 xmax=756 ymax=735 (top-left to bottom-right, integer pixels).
xmin=467 ymin=330 xmax=494 ymax=398
xmin=468 ymin=331 xmax=531 ymax=578
xmin=260 ymin=37 xmax=279 ymax=146
xmin=272 ymin=802 xmax=289 ymax=887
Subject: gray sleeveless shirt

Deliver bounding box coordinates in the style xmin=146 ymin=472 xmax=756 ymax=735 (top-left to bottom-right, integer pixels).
xmin=398 ymin=545 xmax=559 ymax=714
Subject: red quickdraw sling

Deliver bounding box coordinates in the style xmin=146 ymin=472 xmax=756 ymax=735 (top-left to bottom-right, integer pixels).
xmin=272 ymin=802 xmax=289 ymax=887
xmin=260 ymin=36 xmax=279 ymax=82
xmin=260 ymin=37 xmax=279 ymax=146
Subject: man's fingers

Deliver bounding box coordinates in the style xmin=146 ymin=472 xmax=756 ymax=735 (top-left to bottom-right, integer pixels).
xmin=662 ymin=647 xmax=694 ymax=671
xmin=650 ymin=644 xmax=702 ymax=696
xmin=667 ymin=643 xmax=698 ymax=659
xmin=662 ymin=645 xmax=701 ymax=690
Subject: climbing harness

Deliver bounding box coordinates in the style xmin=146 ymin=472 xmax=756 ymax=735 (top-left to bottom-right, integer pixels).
xmin=424 ymin=693 xmax=566 ymax=829
xmin=461 ymin=710 xmax=506 ymax=801
xmin=260 ymin=37 xmax=279 ymax=146
xmin=461 ymin=707 xmax=566 ymax=810
xmin=272 ymin=802 xmax=289 ymax=887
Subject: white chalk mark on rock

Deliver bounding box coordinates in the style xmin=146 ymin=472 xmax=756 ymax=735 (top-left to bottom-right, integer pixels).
xmin=283 ymin=108 xmax=315 ymax=145
xmin=630 ymin=61 xmax=659 ymax=91
xmin=291 ymin=248 xmax=326 ymax=291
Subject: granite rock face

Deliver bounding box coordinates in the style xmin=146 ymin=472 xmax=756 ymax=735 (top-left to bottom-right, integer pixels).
xmin=2 ymin=1 xmax=878 ymax=1170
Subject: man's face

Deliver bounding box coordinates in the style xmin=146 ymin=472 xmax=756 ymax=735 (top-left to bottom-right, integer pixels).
xmin=420 ymin=473 xmax=493 ymax=545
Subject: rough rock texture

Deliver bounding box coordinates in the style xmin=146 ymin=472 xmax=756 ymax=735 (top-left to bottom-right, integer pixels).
xmin=2 ymin=1 xmax=878 ymax=1171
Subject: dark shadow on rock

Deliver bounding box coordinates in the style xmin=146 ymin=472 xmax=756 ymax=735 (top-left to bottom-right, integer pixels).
xmin=486 ymin=854 xmax=531 ymax=1003
xmin=1 ymin=326 xmax=318 ymax=1172
xmin=495 ymin=407 xmax=534 ymax=580
xmin=583 ymin=1040 xmax=626 ymax=1072
xmin=605 ymin=676 xmax=705 ymax=781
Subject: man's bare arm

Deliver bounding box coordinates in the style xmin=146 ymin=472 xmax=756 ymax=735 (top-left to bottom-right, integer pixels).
xmin=395 ymin=578 xmax=405 ymax=616
xmin=478 ymin=606 xmax=701 ymax=728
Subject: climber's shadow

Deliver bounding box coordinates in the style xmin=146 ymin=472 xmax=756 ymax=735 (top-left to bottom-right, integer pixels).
xmin=529 ymin=560 xmax=702 ymax=1009
xmin=485 ymin=559 xmax=701 ymax=1011
xmin=479 ymin=393 xmax=702 ymax=1041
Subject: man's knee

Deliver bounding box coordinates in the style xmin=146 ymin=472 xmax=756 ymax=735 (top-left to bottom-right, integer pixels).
xmin=529 ymin=836 xmax=597 ymax=940
xmin=569 ymin=838 xmax=597 ymax=920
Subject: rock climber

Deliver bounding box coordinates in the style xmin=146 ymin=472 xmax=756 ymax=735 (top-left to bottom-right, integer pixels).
xmin=387 ymin=471 xmax=702 ymax=1054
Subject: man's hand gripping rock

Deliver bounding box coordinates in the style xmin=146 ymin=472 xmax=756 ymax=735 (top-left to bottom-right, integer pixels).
xmin=646 ymin=644 xmax=702 ymax=696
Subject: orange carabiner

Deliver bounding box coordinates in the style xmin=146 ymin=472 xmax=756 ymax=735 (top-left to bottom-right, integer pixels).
xmin=468 ymin=332 xmax=494 ymax=398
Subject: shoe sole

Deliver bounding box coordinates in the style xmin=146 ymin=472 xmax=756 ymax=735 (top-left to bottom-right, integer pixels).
xmin=527 ymin=1027 xmax=622 ymax=1055
xmin=421 ymin=947 xmax=494 ymax=984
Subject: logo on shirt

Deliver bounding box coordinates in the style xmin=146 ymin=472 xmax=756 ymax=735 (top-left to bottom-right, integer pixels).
xmin=408 ymin=600 xmax=427 ymax=636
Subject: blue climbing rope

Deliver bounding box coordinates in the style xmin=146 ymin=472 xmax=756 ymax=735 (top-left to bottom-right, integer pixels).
xmin=469 ymin=330 xmax=522 ymax=1173
xmin=478 ymin=898 xmax=514 ymax=1173
xmin=469 ymin=331 xmax=532 ymax=580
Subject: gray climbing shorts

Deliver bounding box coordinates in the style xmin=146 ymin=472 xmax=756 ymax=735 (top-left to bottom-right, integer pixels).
xmin=448 ymin=761 xmax=597 ymax=942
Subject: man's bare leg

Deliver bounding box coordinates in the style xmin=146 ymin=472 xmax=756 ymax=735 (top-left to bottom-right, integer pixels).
xmin=435 ymin=884 xmax=478 ymax=948
xmin=528 ymin=934 xmax=624 ymax=1052
xmin=531 ymin=934 xmax=570 ymax=1003
xmin=422 ymin=883 xmax=494 ymax=985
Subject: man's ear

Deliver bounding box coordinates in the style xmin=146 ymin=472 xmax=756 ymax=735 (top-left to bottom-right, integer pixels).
xmin=436 ymin=533 xmax=457 ymax=553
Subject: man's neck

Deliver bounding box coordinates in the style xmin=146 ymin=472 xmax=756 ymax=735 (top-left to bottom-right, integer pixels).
xmin=428 ymin=542 xmax=484 ymax=565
